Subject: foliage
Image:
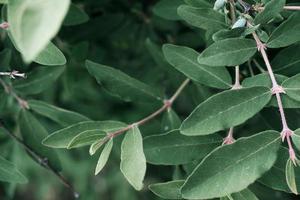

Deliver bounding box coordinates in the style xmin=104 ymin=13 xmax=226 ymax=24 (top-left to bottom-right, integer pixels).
xmin=0 ymin=0 xmax=300 ymax=199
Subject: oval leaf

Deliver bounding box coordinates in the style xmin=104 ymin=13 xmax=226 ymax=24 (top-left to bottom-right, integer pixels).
xmin=63 ymin=3 xmax=89 ymax=26
xmin=181 ymin=87 xmax=272 ymax=136
xmin=120 ymin=126 xmax=146 ymax=191
xmin=162 ymin=44 xmax=232 ymax=89
xmin=34 ymin=42 xmax=66 ymax=66
xmin=282 ymin=74 xmax=300 ymax=102
xmin=286 ymin=159 xmax=298 ymax=194
xmin=42 ymin=121 xmax=126 ymax=148
xmin=13 ymin=66 xmax=65 ymax=95
xmin=8 ymin=0 xmax=70 ymax=63
xmin=177 ymin=5 xmax=226 ymax=31
xmin=181 ymin=131 xmax=281 ymax=199
xmin=267 ymin=12 xmax=300 ymax=48
xmin=153 ymin=0 xmax=184 ymax=20
xmin=254 ymin=0 xmax=285 ymax=25
xmin=197 ymin=38 xmax=257 ymax=67
xmin=28 ymin=100 xmax=89 ymax=127
xmin=19 ymin=110 xmax=62 ymax=171
xmin=95 ymin=139 xmax=113 ymax=175
xmin=0 ymin=154 xmax=27 ymax=184
xmin=86 ymin=60 xmax=163 ymax=103
xmin=149 ymin=180 xmax=184 ymax=199
xmin=144 ymin=130 xmax=222 ymax=165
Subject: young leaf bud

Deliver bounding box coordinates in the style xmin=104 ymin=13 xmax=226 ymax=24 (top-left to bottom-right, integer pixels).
xmin=213 ymin=0 xmax=226 ymax=10
xmin=232 ymin=17 xmax=246 ymax=29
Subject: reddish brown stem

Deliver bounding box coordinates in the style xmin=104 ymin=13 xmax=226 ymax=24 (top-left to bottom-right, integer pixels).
xmin=107 ymin=79 xmax=190 ymax=139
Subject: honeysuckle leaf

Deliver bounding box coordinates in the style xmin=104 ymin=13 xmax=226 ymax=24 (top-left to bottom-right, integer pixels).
xmin=212 ymin=28 xmax=245 ymax=41
xmin=221 ymin=189 xmax=259 ymax=200
xmin=272 ymin=44 xmax=300 ymax=76
xmin=19 ymin=110 xmax=62 ymax=171
xmin=0 ymin=154 xmax=27 ymax=184
xmin=0 ymin=0 xmax=7 ymax=4
xmin=68 ymin=130 xmax=107 ymax=150
xmin=242 ymin=74 xmax=300 ymax=108
xmin=286 ymin=159 xmax=298 ymax=194
xmin=180 ymin=87 xmax=272 ymax=136
xmin=42 ymin=121 xmax=126 ymax=148
xmin=8 ymin=0 xmax=70 ymax=63
xmin=282 ymin=74 xmax=300 ymax=102
xmin=34 ymin=42 xmax=66 ymax=66
xmin=254 ymin=0 xmax=285 ymax=25
xmin=267 ymin=12 xmax=300 ymax=48
xmin=292 ymin=129 xmax=300 ymax=152
xmin=161 ymin=108 xmax=181 ymax=132
xmin=28 ymin=100 xmax=89 ymax=127
xmin=162 ymin=44 xmax=232 ymax=89
xmin=0 ymin=49 xmax=12 ymax=71
xmin=259 ymin=147 xmax=300 ymax=193
xmin=95 ymin=139 xmax=113 ymax=175
xmin=177 ymin=5 xmax=227 ymax=31
xmin=197 ymin=38 xmax=257 ymax=67
xmin=153 ymin=0 xmax=184 ymax=20
xmin=63 ymin=3 xmax=89 ymax=26
xmin=120 ymin=126 xmax=146 ymax=191
xmin=144 ymin=130 xmax=222 ymax=165
xmin=13 ymin=66 xmax=65 ymax=95
xmin=184 ymin=0 xmax=212 ymax=8
xmin=181 ymin=131 xmax=281 ymax=199
xmin=86 ymin=60 xmax=163 ymax=103
xmin=149 ymin=180 xmax=184 ymax=199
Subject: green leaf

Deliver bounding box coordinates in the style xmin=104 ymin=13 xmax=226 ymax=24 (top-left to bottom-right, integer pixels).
xmin=19 ymin=110 xmax=62 ymax=171
xmin=120 ymin=126 xmax=146 ymax=191
xmin=177 ymin=5 xmax=226 ymax=31
xmin=212 ymin=28 xmax=245 ymax=41
xmin=68 ymin=130 xmax=107 ymax=149
xmin=28 ymin=100 xmax=89 ymax=127
xmin=272 ymin=44 xmax=300 ymax=76
xmin=0 ymin=155 xmax=27 ymax=184
xmin=259 ymin=147 xmax=299 ymax=193
xmin=34 ymin=42 xmax=66 ymax=66
xmin=0 ymin=0 xmax=7 ymax=4
xmin=181 ymin=87 xmax=272 ymax=136
xmin=153 ymin=0 xmax=184 ymax=20
xmin=161 ymin=108 xmax=181 ymax=132
xmin=181 ymin=131 xmax=281 ymax=199
xmin=89 ymin=137 xmax=108 ymax=155
xmin=144 ymin=130 xmax=222 ymax=165
xmin=162 ymin=44 xmax=232 ymax=89
xmin=292 ymin=129 xmax=300 ymax=152
xmin=42 ymin=121 xmax=126 ymax=148
xmin=149 ymin=180 xmax=184 ymax=199
xmin=86 ymin=60 xmax=163 ymax=103
xmin=95 ymin=139 xmax=113 ymax=175
xmin=282 ymin=74 xmax=300 ymax=102
xmin=254 ymin=0 xmax=285 ymax=25
xmin=184 ymin=0 xmax=212 ymax=8
xmin=63 ymin=3 xmax=89 ymax=26
xmin=221 ymin=189 xmax=259 ymax=200
xmin=8 ymin=0 xmax=70 ymax=63
xmin=13 ymin=66 xmax=65 ymax=95
xmin=267 ymin=12 xmax=300 ymax=48
xmin=286 ymin=159 xmax=298 ymax=194
xmin=197 ymin=38 xmax=257 ymax=67
xmin=0 ymin=49 xmax=12 ymax=71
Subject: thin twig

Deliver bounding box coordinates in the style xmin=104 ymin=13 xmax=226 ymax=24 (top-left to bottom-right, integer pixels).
xmin=0 ymin=71 xmax=26 ymax=79
xmin=104 ymin=79 xmax=190 ymax=141
xmin=256 ymin=6 xmax=300 ymax=11
xmin=0 ymin=78 xmax=29 ymax=109
xmin=0 ymin=122 xmax=79 ymax=198
xmin=248 ymin=21 xmax=297 ymax=164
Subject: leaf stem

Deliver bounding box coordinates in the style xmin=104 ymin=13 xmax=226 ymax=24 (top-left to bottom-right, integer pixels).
xmin=0 ymin=122 xmax=79 ymax=198
xmin=248 ymin=22 xmax=297 ymax=163
xmin=107 ymin=79 xmax=190 ymax=139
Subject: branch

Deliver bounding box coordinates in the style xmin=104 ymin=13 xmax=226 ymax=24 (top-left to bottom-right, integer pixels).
xmin=0 ymin=78 xmax=29 ymax=109
xmin=0 ymin=122 xmax=79 ymax=198
xmin=103 ymin=79 xmax=190 ymax=140
xmin=255 ymin=6 xmax=300 ymax=11
xmin=0 ymin=70 xmax=26 ymax=79
xmin=248 ymin=22 xmax=297 ymax=164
